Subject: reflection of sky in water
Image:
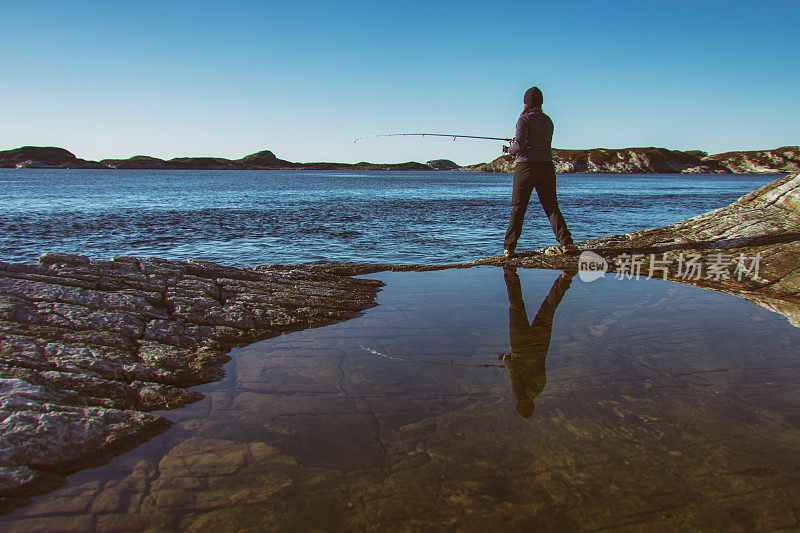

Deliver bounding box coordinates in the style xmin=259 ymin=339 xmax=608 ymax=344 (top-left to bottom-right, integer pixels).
xmin=0 ymin=170 xmax=775 ymax=265
xmin=5 ymin=268 xmax=800 ymax=530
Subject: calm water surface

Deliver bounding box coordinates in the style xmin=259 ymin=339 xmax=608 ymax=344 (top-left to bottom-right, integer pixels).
xmin=0 ymin=169 xmax=776 ymax=265
xmin=4 ymin=268 xmax=800 ymax=530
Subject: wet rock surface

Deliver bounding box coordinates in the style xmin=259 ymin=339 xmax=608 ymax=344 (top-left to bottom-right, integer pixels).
xmin=0 ymin=255 xmax=382 ymax=512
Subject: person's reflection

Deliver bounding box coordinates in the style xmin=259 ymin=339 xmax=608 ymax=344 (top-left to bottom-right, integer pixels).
xmin=501 ymin=267 xmax=575 ymax=418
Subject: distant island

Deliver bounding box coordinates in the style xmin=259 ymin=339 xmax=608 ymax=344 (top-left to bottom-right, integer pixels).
xmin=1 ymin=145 xmax=798 ymax=174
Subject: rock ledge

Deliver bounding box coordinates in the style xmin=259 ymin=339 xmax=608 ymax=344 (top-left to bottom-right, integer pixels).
xmin=0 ymin=256 xmax=382 ymax=512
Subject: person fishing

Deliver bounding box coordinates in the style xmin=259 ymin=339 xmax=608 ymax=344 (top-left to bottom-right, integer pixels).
xmin=503 ymin=86 xmax=577 ymax=258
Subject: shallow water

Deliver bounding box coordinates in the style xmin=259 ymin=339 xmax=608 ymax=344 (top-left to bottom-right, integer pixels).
xmin=4 ymin=267 xmax=800 ymax=530
xmin=0 ymin=170 xmax=776 ymax=265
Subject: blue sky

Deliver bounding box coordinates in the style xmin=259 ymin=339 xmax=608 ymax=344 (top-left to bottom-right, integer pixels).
xmin=1 ymin=0 xmax=798 ymax=165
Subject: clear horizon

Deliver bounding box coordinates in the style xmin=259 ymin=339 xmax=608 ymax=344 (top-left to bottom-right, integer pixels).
xmin=2 ymin=1 xmax=798 ymax=166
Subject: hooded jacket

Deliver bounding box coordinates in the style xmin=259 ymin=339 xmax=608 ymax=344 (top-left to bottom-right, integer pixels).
xmin=508 ymin=107 xmax=554 ymax=163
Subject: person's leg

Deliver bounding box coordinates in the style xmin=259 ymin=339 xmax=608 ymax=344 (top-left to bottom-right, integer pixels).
xmin=503 ymin=267 xmax=527 ymax=318
xmin=533 ymin=162 xmax=573 ymax=246
xmin=504 ymin=163 xmax=535 ymax=251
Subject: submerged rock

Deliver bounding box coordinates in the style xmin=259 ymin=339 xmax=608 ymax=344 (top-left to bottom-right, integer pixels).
xmin=0 ymin=256 xmax=383 ymax=512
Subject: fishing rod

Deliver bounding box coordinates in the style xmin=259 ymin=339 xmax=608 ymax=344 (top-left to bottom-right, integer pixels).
xmin=354 ymin=133 xmax=512 ymax=143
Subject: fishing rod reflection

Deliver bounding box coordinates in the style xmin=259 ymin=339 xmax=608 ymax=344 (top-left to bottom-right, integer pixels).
xmin=500 ymin=268 xmax=575 ymax=418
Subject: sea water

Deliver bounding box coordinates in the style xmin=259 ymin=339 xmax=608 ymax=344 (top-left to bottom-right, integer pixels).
xmin=0 ymin=169 xmax=777 ymax=265
xmin=3 ymin=268 xmax=800 ymax=530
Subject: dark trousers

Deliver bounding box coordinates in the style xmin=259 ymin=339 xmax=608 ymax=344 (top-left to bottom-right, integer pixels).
xmin=504 ymin=161 xmax=572 ymax=251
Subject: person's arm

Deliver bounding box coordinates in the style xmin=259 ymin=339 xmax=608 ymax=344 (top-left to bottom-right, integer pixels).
xmin=508 ymin=115 xmax=528 ymax=156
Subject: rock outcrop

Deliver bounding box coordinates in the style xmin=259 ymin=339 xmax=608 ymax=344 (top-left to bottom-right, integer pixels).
xmin=703 ymin=146 xmax=800 ymax=174
xmin=426 ymin=159 xmax=461 ymax=170
xmin=0 ymin=255 xmax=382 ymax=512
xmin=100 ymin=155 xmax=168 ymax=170
xmin=466 ymin=146 xmax=800 ymax=174
xmin=0 ymin=147 xmax=109 ymax=169
xmin=461 ymin=156 xmax=514 ymax=173
xmin=160 ymin=157 xmax=244 ymax=170
xmin=235 ymin=150 xmax=298 ymax=169
xmin=466 ymin=148 xmax=726 ymax=174
xmin=0 ymin=147 xmax=77 ymax=169
xmin=553 ymin=147 xmax=727 ymax=173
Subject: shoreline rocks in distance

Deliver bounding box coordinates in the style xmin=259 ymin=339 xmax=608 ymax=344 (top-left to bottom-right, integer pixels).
xmin=0 ymin=146 xmax=432 ymax=172
xmin=464 ymin=146 xmax=800 ymax=174
xmin=1 ymin=145 xmax=798 ymax=174
xmin=426 ymin=159 xmax=461 ymax=170
xmin=703 ymin=146 xmax=800 ymax=174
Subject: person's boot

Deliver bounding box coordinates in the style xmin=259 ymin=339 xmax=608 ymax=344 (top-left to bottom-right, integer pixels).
xmin=544 ymin=243 xmax=579 ymax=256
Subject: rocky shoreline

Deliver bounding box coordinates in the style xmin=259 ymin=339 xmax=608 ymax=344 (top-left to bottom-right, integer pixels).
xmin=0 ymin=256 xmax=382 ymax=513
xmin=1 ymin=172 xmax=798 ymax=515
xmin=482 ymin=171 xmax=800 ymax=326
xmin=1 ymin=145 xmax=798 ymax=174
xmin=464 ymin=146 xmax=800 ymax=174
